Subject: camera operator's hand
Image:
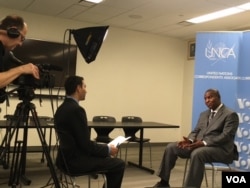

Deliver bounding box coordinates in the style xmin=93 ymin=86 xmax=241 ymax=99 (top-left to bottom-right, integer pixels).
xmin=19 ymin=63 xmax=40 ymax=79
xmin=0 ymin=63 xmax=40 ymax=88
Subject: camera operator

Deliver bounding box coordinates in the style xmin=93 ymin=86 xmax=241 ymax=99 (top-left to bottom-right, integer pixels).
xmin=0 ymin=14 xmax=39 ymax=89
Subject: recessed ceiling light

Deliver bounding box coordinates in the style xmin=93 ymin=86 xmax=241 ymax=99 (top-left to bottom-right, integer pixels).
xmin=187 ymin=2 xmax=250 ymax=24
xmin=84 ymin=0 xmax=103 ymax=4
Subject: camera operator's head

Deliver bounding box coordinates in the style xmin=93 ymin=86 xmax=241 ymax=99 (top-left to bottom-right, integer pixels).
xmin=0 ymin=14 xmax=39 ymax=90
xmin=0 ymin=15 xmax=27 ymax=51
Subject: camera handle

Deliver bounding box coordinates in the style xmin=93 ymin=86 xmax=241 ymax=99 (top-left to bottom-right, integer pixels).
xmin=0 ymin=101 xmax=60 ymax=188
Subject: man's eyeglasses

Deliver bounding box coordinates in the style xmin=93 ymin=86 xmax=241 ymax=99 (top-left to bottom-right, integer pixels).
xmin=20 ymin=33 xmax=25 ymax=42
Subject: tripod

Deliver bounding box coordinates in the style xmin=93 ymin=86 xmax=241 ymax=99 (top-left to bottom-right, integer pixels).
xmin=0 ymin=88 xmax=60 ymax=188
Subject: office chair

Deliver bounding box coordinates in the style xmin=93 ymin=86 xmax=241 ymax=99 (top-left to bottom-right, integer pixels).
xmin=121 ymin=116 xmax=152 ymax=167
xmin=182 ymin=143 xmax=238 ymax=188
xmin=56 ymin=150 xmax=107 ymax=188
xmin=182 ymin=158 xmax=208 ymax=188
xmin=204 ymin=162 xmax=232 ymax=188
xmin=93 ymin=116 xmax=115 ymax=143
xmin=182 ymin=158 xmax=233 ymax=188
xmin=42 ymin=128 xmax=107 ymax=188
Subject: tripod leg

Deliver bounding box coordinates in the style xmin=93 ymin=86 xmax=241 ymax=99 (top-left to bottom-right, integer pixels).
xmin=19 ymin=104 xmax=32 ymax=185
xmin=29 ymin=103 xmax=60 ymax=188
xmin=7 ymin=102 xmax=32 ymax=186
xmin=2 ymin=100 xmax=60 ymax=188
xmin=9 ymin=140 xmax=23 ymax=187
xmin=0 ymin=123 xmax=14 ymax=169
xmin=0 ymin=106 xmax=22 ymax=169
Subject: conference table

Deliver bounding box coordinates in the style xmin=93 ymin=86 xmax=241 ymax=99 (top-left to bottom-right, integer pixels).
xmin=88 ymin=121 xmax=179 ymax=174
xmin=0 ymin=120 xmax=179 ymax=175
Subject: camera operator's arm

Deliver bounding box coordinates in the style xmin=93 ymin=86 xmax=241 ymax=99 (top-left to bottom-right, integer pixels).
xmin=0 ymin=63 xmax=39 ymax=88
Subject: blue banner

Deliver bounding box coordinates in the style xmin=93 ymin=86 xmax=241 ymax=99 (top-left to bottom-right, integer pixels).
xmin=193 ymin=31 xmax=250 ymax=171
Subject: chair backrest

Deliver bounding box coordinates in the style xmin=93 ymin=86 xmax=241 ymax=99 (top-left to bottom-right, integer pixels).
xmin=92 ymin=116 xmax=116 ymax=143
xmin=54 ymin=127 xmax=76 ymax=175
xmin=121 ymin=116 xmax=142 ymax=138
xmin=54 ymin=125 xmax=108 ymax=185
xmin=93 ymin=116 xmax=116 ymax=123
xmin=122 ymin=116 xmax=142 ymax=123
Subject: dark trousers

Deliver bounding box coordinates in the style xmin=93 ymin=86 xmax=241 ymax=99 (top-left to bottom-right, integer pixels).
xmin=65 ymin=156 xmax=125 ymax=188
xmin=99 ymin=157 xmax=125 ymax=188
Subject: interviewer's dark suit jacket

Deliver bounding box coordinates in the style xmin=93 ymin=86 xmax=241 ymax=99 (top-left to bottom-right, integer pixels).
xmin=54 ymin=97 xmax=110 ymax=173
xmin=188 ymin=104 xmax=239 ymax=162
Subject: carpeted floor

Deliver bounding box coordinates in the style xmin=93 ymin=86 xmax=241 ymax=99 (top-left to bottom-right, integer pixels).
xmin=0 ymin=144 xmax=222 ymax=188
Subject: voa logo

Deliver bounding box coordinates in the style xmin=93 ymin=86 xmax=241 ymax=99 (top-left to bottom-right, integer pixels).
xmin=233 ymin=156 xmax=250 ymax=170
xmin=237 ymin=98 xmax=250 ymax=109
xmin=235 ymin=140 xmax=250 ymax=155
xmin=226 ymin=175 xmax=246 ymax=183
xmin=237 ymin=98 xmax=250 ymax=124
xmin=205 ymin=40 xmax=236 ymax=61
xmin=236 ymin=127 xmax=250 ymax=140
xmin=222 ymin=172 xmax=250 ymax=187
xmin=237 ymin=113 xmax=250 ymax=124
xmin=234 ymin=128 xmax=250 ymax=169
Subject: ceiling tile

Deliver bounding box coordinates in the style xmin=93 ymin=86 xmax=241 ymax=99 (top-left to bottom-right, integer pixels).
xmin=0 ymin=0 xmax=250 ymax=40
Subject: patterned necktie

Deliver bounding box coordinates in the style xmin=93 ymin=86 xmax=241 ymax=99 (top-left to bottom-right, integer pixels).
xmin=208 ymin=111 xmax=215 ymax=125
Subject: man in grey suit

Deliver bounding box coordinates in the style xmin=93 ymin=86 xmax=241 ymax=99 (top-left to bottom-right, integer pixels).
xmin=152 ymin=88 xmax=239 ymax=188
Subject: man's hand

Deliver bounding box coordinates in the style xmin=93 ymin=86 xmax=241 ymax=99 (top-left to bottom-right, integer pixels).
xmin=177 ymin=136 xmax=192 ymax=149
xmin=109 ymin=144 xmax=119 ymax=157
xmin=185 ymin=140 xmax=204 ymax=150
xmin=20 ymin=63 xmax=40 ymax=79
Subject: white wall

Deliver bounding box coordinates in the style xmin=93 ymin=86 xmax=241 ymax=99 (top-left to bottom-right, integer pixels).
xmin=0 ymin=7 xmax=195 ymax=146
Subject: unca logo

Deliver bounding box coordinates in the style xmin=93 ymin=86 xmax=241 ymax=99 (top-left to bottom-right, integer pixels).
xmin=205 ymin=40 xmax=236 ymax=62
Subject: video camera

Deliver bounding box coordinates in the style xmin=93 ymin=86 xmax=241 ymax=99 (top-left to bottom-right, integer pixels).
xmin=8 ymin=51 xmax=62 ymax=89
xmin=2 ymin=51 xmax=62 ymax=101
xmin=13 ymin=64 xmax=58 ymax=89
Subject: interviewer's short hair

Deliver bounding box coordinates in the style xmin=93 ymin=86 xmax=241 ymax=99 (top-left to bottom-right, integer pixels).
xmin=64 ymin=75 xmax=83 ymax=96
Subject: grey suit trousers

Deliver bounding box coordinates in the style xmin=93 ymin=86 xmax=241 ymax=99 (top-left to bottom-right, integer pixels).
xmin=157 ymin=142 xmax=231 ymax=188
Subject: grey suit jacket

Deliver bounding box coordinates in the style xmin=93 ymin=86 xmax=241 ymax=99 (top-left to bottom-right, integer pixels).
xmin=188 ymin=104 xmax=239 ymax=161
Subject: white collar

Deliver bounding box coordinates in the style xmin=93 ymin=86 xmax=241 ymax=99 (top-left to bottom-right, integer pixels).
xmin=211 ymin=103 xmax=223 ymax=114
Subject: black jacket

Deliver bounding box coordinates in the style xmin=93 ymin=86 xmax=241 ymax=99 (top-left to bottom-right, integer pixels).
xmin=54 ymin=97 xmax=109 ymax=173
